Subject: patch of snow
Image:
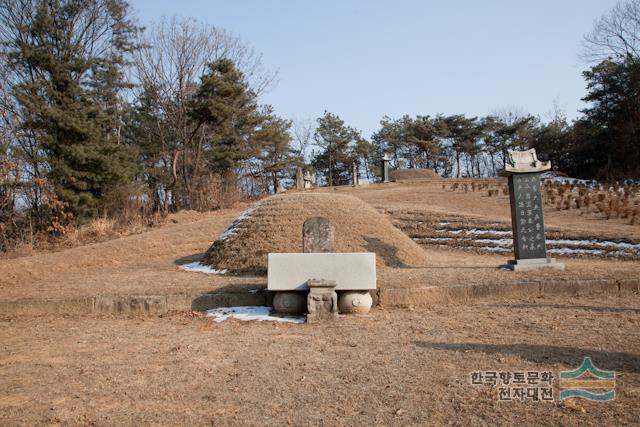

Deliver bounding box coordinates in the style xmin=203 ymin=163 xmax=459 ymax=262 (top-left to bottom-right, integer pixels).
xmin=478 ymin=246 xmax=510 ymax=252
xmin=421 ymin=223 xmax=639 ymax=258
xmin=217 ymin=203 xmax=261 ymax=242
xmin=465 ymin=229 xmax=511 ymax=236
xmin=476 ymin=238 xmax=512 ymax=246
xmin=547 ymin=248 xmax=605 ymax=255
xmin=547 ymin=239 xmax=640 ymax=251
xmin=180 ymin=262 xmax=227 ymax=275
xmin=608 ymin=250 xmax=635 ymax=257
xmin=436 ymin=228 xmax=511 ymax=236
xmin=541 ymin=173 xmax=590 ymax=185
xmin=207 ymin=306 xmax=305 ymax=324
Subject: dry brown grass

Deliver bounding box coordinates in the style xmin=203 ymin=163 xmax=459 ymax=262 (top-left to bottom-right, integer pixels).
xmin=2 ymin=293 xmax=639 ymax=425
xmin=203 ymin=192 xmax=430 ymax=273
xmin=390 ymin=168 xmax=440 ymax=181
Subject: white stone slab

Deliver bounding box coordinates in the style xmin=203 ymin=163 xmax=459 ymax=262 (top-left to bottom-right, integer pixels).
xmin=268 ymin=253 xmax=376 ymax=291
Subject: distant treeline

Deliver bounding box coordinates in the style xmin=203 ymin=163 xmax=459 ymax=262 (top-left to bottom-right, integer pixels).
xmin=0 ymin=0 xmax=638 ymax=250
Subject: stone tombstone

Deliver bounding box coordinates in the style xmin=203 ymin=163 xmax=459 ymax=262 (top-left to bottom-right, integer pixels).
xmin=501 ymin=148 xmax=564 ymax=271
xmin=306 ymin=278 xmax=339 ymax=322
xmin=508 ymin=173 xmax=546 ymax=259
xmin=303 ymin=217 xmax=334 ymax=253
xmin=381 ymin=153 xmax=390 ymax=183
xmin=296 ymin=166 xmax=304 ymax=190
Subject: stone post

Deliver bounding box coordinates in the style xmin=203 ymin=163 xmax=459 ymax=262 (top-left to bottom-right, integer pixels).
xmin=501 ymin=149 xmax=564 ymax=272
xmin=381 ymin=153 xmax=390 ymax=183
xmin=296 ymin=166 xmax=304 ymax=190
xmin=352 ymin=162 xmax=359 ymax=186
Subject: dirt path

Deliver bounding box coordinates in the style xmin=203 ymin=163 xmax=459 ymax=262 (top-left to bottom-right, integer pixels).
xmin=1 ymin=293 xmax=638 ymax=425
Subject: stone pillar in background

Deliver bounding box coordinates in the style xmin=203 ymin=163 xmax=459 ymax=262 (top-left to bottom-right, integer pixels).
xmin=296 ymin=166 xmax=304 ymax=190
xmin=352 ymin=162 xmax=359 ymax=186
xmin=303 ymin=171 xmax=313 ymax=189
xmin=306 ymin=279 xmax=339 ymax=322
xmin=381 ymin=153 xmax=390 ymax=183
xmin=501 ymin=149 xmax=564 ymax=272
xmin=303 ymin=217 xmax=334 ymax=253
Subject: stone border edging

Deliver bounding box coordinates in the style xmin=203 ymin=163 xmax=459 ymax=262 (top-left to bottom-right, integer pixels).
xmin=378 ymin=278 xmax=639 ymax=306
xmin=0 ymin=278 xmax=637 ymax=317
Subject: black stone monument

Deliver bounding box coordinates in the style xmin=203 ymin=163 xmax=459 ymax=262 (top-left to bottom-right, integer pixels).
xmin=502 ymin=149 xmax=565 ymax=271
xmin=508 ymin=173 xmax=546 ymax=259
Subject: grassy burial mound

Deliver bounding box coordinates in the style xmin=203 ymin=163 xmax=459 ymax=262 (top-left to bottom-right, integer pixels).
xmin=389 ymin=168 xmax=440 ymax=181
xmin=203 ymin=192 xmax=429 ymax=274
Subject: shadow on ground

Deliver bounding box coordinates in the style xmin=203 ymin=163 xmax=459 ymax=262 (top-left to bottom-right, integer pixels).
xmin=364 ymin=237 xmax=409 ymax=268
xmin=191 ymin=284 xmax=269 ymax=311
xmin=174 ymin=253 xmax=205 ymax=265
xmin=414 ymin=341 xmax=640 ymax=373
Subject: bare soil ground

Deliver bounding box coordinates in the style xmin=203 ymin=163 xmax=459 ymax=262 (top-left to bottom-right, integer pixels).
xmin=1 ymin=293 xmax=638 ymax=426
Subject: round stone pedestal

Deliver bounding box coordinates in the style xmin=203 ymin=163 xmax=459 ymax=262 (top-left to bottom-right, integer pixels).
xmin=338 ymin=291 xmax=373 ymax=314
xmin=273 ymin=291 xmax=306 ymax=315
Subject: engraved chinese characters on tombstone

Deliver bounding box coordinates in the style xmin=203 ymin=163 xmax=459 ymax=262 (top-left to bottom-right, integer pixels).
xmin=509 ymin=173 xmax=546 ymax=259
xmin=501 ymin=149 xmax=564 ymax=272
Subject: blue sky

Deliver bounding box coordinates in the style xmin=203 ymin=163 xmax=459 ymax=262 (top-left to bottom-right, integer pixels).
xmin=130 ymin=0 xmax=617 ymax=138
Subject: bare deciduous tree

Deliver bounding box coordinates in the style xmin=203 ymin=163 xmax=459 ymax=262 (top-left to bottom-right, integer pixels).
xmin=130 ymin=16 xmax=276 ymax=210
xmin=291 ymin=118 xmax=314 ymax=163
xmin=583 ymin=0 xmax=640 ymax=62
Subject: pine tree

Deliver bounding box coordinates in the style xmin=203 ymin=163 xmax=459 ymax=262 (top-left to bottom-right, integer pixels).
xmin=312 ymin=111 xmax=361 ymax=186
xmin=6 ymin=0 xmax=140 ymax=222
xmin=190 ymin=59 xmax=259 ymax=193
xmin=253 ymin=107 xmax=294 ymax=193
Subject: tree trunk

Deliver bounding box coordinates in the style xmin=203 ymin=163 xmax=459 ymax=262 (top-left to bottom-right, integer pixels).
xmin=328 ymin=145 xmax=333 ymax=186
